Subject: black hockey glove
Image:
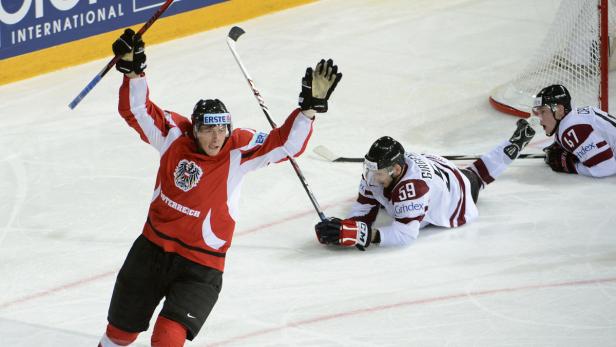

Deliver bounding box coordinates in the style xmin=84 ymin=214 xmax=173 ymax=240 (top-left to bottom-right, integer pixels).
xmin=112 ymin=28 xmax=147 ymax=74
xmin=543 ymin=142 xmax=578 ymax=174
xmin=299 ymin=59 xmax=342 ymax=113
xmin=315 ymin=217 xmax=371 ymax=251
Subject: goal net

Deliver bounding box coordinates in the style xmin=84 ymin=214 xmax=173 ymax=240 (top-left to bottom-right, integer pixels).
xmin=489 ymin=0 xmax=616 ymax=117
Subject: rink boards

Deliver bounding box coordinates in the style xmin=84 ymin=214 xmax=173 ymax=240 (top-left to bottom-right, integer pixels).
xmin=0 ymin=0 xmax=313 ymax=85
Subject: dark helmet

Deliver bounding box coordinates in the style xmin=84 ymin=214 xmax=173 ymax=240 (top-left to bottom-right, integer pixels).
xmin=364 ymin=136 xmax=406 ymax=170
xmin=191 ymin=99 xmax=232 ymax=135
xmin=534 ymin=84 xmax=572 ymax=114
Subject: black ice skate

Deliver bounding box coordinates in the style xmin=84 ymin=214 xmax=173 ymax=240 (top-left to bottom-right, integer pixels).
xmin=504 ymin=119 xmax=536 ymax=160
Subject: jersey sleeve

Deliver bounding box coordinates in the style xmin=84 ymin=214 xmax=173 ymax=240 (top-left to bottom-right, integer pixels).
xmin=236 ymin=108 xmax=314 ymax=172
xmin=118 ymin=75 xmax=191 ymax=156
xmin=378 ymin=179 xmax=429 ymax=247
xmin=559 ymin=122 xmax=616 ymax=177
xmin=347 ymin=177 xmax=381 ymax=228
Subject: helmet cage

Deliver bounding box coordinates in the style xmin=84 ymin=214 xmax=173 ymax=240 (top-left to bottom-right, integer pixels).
xmin=363 ymin=158 xmax=395 ymax=186
xmin=532 ymin=97 xmax=558 ymax=115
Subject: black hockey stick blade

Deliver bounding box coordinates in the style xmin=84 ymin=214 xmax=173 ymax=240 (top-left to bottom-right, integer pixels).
xmin=228 ymin=26 xmax=245 ymax=42
xmin=313 ymin=145 xmax=363 ymax=162
xmin=442 ymin=153 xmax=545 ymax=160
xmin=313 ymin=145 xmax=544 ymax=162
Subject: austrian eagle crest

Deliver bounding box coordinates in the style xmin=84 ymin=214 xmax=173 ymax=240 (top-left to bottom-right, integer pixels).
xmin=174 ymin=159 xmax=203 ymax=192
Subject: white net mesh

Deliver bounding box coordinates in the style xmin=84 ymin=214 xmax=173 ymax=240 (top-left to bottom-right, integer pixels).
xmin=490 ymin=0 xmax=616 ymax=114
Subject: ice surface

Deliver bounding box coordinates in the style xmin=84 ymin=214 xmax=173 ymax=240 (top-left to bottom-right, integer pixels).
xmin=1 ymin=0 xmax=615 ymax=346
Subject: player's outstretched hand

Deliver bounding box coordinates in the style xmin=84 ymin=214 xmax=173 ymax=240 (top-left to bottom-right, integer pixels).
xmin=315 ymin=217 xmax=371 ymax=251
xmin=543 ymin=142 xmax=577 ymax=173
xmin=112 ymin=28 xmax=147 ymax=75
xmin=299 ymin=59 xmax=342 ymax=113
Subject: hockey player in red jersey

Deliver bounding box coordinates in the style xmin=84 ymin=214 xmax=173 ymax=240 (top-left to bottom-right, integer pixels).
xmin=98 ymin=29 xmax=342 ymax=347
xmin=314 ymin=120 xmax=535 ymax=250
xmin=532 ymin=84 xmax=616 ymax=177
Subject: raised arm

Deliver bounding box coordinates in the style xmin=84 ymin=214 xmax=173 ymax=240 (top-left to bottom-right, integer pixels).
xmin=238 ymin=59 xmax=343 ymax=171
xmin=235 ymin=108 xmax=314 ymax=172
xmin=113 ymin=29 xmax=190 ymax=155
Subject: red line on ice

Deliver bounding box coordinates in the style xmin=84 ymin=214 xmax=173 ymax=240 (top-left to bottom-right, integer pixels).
xmin=0 ymin=199 xmax=352 ymax=310
xmin=205 ymin=276 xmax=616 ymax=346
xmin=0 ymin=270 xmax=116 ymax=310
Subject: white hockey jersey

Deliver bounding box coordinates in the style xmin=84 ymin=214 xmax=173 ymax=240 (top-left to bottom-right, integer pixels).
xmin=555 ymin=106 xmax=616 ymax=177
xmin=347 ymin=152 xmax=478 ymax=247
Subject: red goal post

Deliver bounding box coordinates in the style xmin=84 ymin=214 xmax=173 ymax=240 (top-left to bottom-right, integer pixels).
xmin=489 ymin=0 xmax=616 ymax=118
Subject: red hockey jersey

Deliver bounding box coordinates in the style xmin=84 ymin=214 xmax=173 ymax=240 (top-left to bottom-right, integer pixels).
xmin=118 ymin=75 xmax=314 ymax=271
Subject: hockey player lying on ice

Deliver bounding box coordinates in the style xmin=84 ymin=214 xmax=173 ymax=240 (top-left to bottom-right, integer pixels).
xmin=532 ymin=84 xmax=616 ymax=177
xmin=98 ymin=29 xmax=342 ymax=347
xmin=314 ymin=121 xmax=535 ymax=250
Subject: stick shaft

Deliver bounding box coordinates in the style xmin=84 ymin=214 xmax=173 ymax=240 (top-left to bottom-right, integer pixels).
xmin=331 ymin=154 xmax=544 ymax=162
xmin=69 ymin=0 xmax=174 ymax=109
xmin=227 ymin=27 xmax=327 ymax=221
xmin=313 ymin=145 xmax=544 ymax=163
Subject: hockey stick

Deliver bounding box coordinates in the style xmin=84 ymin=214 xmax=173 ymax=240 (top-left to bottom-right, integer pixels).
xmin=68 ymin=0 xmax=174 ymax=110
xmin=313 ymin=145 xmax=545 ymax=162
xmin=226 ymin=26 xmax=327 ymax=222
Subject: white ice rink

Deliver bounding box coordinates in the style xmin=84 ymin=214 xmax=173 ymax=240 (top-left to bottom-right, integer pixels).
xmin=1 ymin=0 xmax=615 ymax=346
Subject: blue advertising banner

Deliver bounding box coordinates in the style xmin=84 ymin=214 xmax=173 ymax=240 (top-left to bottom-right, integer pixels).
xmin=0 ymin=0 xmax=226 ymax=59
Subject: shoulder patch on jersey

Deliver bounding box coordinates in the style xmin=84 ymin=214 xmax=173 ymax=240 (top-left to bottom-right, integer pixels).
xmin=357 ymin=192 xmax=378 ymax=205
xmin=560 ymin=124 xmax=593 ymax=151
xmin=248 ymin=131 xmax=268 ymax=148
xmin=576 ymin=106 xmax=591 ymax=115
xmin=393 ymin=179 xmax=429 ymax=203
xmin=174 ymin=159 xmax=203 ymax=192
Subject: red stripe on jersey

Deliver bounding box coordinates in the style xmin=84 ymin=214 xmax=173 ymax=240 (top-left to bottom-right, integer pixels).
xmin=450 ymin=200 xmax=461 ymax=227
xmin=276 ymin=109 xmax=310 ymax=157
xmin=294 ymin=120 xmax=314 ymax=157
xmin=118 ymin=77 xmax=149 ymax=143
xmin=454 ymin=169 xmax=467 ymax=226
xmin=559 ymin=124 xmax=593 ymax=152
xmin=118 ymin=76 xmax=172 ymax=144
xmin=147 ymin=218 xmax=226 ymax=257
xmin=453 ymin=168 xmax=467 ymax=227
xmin=439 ymin=163 xmax=467 ymax=227
xmin=142 ymin=221 xmax=226 ymax=271
xmin=583 ymin=148 xmax=614 ymax=167
xmin=471 ymin=159 xmax=495 ymax=184
xmin=396 ymin=215 xmax=424 ymax=224
xmin=357 ymin=192 xmax=378 ymax=205
xmin=350 ymin=204 xmax=380 ymax=228
xmin=597 ymin=141 xmax=608 ymax=149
